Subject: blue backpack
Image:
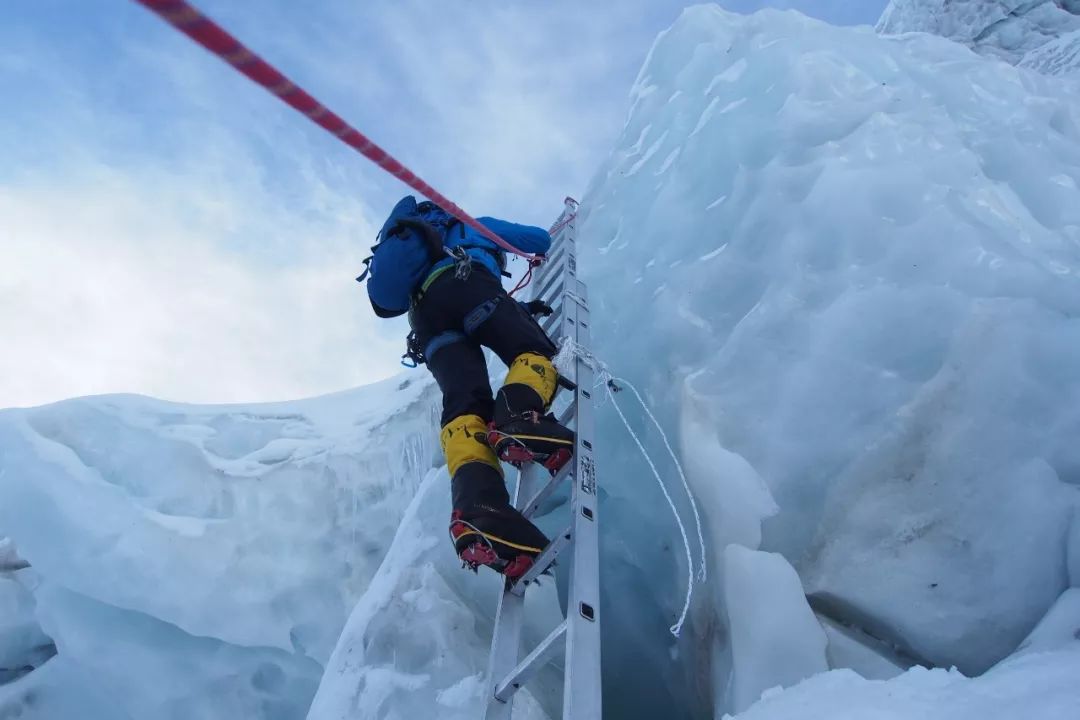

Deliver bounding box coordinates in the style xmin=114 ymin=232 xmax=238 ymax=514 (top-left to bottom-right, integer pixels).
xmin=357 ymin=196 xmax=448 ymax=318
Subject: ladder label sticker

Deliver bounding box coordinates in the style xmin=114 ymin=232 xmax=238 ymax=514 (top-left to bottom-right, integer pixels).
xmin=581 ymin=456 xmax=597 ymax=495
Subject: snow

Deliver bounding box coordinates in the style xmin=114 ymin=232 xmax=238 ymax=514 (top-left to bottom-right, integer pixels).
xmin=722 ymin=546 xmax=828 ymax=713
xmin=727 ymin=645 xmax=1080 ymax=720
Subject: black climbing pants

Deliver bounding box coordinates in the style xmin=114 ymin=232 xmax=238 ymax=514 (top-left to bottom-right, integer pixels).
xmin=410 ymin=266 xmax=557 ymax=426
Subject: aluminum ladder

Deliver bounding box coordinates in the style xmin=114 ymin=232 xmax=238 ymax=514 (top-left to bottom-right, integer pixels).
xmin=483 ymin=197 xmax=602 ymax=719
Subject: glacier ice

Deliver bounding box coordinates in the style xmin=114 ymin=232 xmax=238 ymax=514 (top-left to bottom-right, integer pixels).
xmin=1070 ymin=510 xmax=1080 ymax=586
xmin=1020 ymin=27 xmax=1080 ymax=74
xmin=0 ymin=376 xmax=441 ymax=718
xmin=722 ymin=546 xmax=827 ymax=713
xmin=878 ymin=0 xmax=1080 ymax=74
xmin=1010 ymin=587 xmax=1080 ymax=657
xmin=305 ymin=469 xmax=553 ymax=720
xmin=815 ymin=614 xmax=907 ymax=681
xmin=579 ymin=1 xmax=1080 ymax=709
xmin=0 ymin=570 xmax=53 ymax=685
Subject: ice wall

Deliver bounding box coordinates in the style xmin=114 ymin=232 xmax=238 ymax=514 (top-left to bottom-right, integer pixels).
xmin=0 ymin=376 xmax=440 ymax=719
xmin=577 ymin=3 xmax=1080 ymax=712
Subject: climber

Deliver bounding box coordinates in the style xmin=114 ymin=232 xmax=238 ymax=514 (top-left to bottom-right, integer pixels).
xmin=359 ymin=196 xmax=574 ymax=579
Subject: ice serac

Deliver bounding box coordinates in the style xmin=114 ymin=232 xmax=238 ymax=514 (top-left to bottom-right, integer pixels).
xmin=722 ymin=546 xmax=827 ymax=713
xmin=578 ymin=1 xmax=1080 ymax=706
xmin=877 ymin=0 xmax=1080 ymax=74
xmin=0 ymin=375 xmax=440 ymax=718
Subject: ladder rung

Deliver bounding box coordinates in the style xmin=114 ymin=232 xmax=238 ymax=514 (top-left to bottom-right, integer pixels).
xmin=557 ymin=400 xmax=577 ymax=427
xmin=544 ymin=245 xmax=566 ymax=271
xmin=538 ymin=285 xmax=565 ymax=316
xmin=541 ymin=308 xmax=563 ymax=335
xmin=521 ymin=461 xmax=573 ymax=519
xmin=511 ymin=525 xmax=572 ymax=596
xmin=537 ymin=266 xmax=565 ymax=306
xmin=538 ymin=252 xmax=566 ymax=287
xmin=493 ymin=619 xmax=568 ymax=703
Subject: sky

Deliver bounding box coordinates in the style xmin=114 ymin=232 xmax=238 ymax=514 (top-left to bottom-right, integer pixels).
xmin=0 ymin=0 xmax=889 ymax=409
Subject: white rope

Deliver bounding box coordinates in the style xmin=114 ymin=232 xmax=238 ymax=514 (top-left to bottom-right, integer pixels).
xmin=604 ymin=379 xmax=695 ymax=636
xmin=554 ymin=336 xmax=706 ymax=637
xmin=613 ymin=378 xmax=708 ymax=583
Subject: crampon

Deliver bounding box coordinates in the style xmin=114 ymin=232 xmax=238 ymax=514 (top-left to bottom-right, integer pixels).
xmin=482 ymin=426 xmax=573 ymax=475
xmin=457 ymin=541 xmax=535 ymax=579
xmin=450 ymin=511 xmax=552 ymax=581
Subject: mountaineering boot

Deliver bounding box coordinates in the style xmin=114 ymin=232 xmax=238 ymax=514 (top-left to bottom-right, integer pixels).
xmin=442 ymin=415 xmax=550 ymax=578
xmin=449 ymin=464 xmax=550 ymax=579
xmin=488 ymin=353 xmax=575 ymax=472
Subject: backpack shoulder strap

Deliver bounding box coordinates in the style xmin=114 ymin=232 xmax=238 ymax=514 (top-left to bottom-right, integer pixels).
xmin=355 ymin=256 xmax=374 ymax=283
xmin=394 ymin=218 xmax=447 ymax=262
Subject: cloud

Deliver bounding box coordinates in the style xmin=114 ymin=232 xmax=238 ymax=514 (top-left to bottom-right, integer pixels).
xmin=1 ymin=0 xmax=664 ymax=408
xmin=0 ymin=2 xmax=418 ymax=409
xmin=0 ymin=161 xmax=403 ymax=408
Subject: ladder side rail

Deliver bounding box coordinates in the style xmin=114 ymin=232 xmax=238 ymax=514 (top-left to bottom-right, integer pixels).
xmin=562 ymin=268 xmax=603 ymax=717
xmin=483 ymin=463 xmax=542 ymax=720
xmin=484 ymin=197 xmax=601 ymax=719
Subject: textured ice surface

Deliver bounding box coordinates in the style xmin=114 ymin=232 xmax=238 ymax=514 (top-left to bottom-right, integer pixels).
xmin=306 ymin=470 xmax=553 ymax=720
xmin=1011 ymin=588 xmax=1080 ymax=657
xmin=0 ymin=571 xmax=53 ymax=684
xmin=878 ymin=0 xmax=1080 ymax=72
xmin=579 ymin=2 xmax=1080 ymax=708
xmin=0 ymin=376 xmax=440 ymax=718
xmin=722 ymin=546 xmax=827 ymax=713
xmin=1070 ymin=511 xmax=1080 ymax=586
xmin=1020 ymin=27 xmax=1080 ymax=73
xmin=815 ymin=614 xmax=906 ymax=681
xmin=728 ymin=645 xmax=1080 ymax=720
